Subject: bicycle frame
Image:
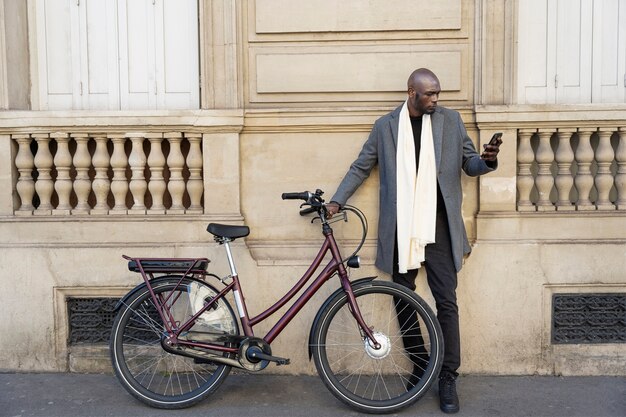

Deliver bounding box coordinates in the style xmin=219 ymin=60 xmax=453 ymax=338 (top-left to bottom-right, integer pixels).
xmin=126 ymin=220 xmax=380 ymax=359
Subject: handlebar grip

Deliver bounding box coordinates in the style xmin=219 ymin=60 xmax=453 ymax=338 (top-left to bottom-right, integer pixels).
xmin=282 ymin=191 xmax=311 ymax=201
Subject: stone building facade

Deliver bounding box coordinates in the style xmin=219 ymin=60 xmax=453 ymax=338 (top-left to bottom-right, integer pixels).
xmin=0 ymin=0 xmax=624 ymax=375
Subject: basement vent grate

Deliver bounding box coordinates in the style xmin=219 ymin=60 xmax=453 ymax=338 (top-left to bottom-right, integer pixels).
xmin=67 ymin=298 xmax=118 ymax=344
xmin=67 ymin=297 xmax=161 ymax=345
xmin=552 ymin=293 xmax=626 ymax=344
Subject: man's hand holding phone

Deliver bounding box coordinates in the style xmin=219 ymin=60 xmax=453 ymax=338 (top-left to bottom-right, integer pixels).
xmin=481 ymin=132 xmax=502 ymax=161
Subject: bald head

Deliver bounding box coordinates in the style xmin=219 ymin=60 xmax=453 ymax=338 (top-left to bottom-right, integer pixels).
xmin=406 ymin=68 xmax=441 ymax=116
xmin=407 ymin=68 xmax=439 ymax=90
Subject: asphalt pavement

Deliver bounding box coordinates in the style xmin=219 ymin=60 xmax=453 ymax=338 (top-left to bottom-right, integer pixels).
xmin=1 ymin=372 xmax=624 ymax=417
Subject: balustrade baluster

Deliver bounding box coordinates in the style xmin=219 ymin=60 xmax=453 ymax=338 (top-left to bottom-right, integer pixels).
xmin=52 ymin=132 xmax=72 ymax=215
xmin=594 ymin=128 xmax=616 ymax=210
xmin=33 ymin=134 xmax=53 ymax=215
xmin=128 ymin=133 xmax=147 ymax=214
xmin=574 ymin=129 xmax=596 ymax=210
xmin=13 ymin=134 xmax=35 ymax=215
xmin=616 ymin=127 xmax=626 ymax=210
xmin=165 ymin=132 xmax=186 ymax=214
xmin=535 ymin=129 xmax=555 ymax=211
xmin=72 ymin=134 xmax=92 ymax=214
xmin=147 ymin=133 xmax=166 ymax=214
xmin=517 ymin=129 xmax=536 ymax=211
xmin=109 ymin=134 xmax=128 ymax=214
xmin=555 ymin=129 xmax=576 ymax=211
xmin=186 ymin=133 xmax=203 ymax=213
xmin=91 ymin=134 xmax=111 ymax=215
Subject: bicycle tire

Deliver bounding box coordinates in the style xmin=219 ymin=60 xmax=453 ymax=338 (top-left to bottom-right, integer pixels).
xmin=110 ymin=277 xmax=239 ymax=409
xmin=311 ymin=280 xmax=443 ymax=414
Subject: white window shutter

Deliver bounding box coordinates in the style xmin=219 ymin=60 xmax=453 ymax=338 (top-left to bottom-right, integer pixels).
xmin=517 ymin=0 xmax=557 ymax=104
xmin=554 ymin=0 xmax=593 ymax=104
xmin=118 ymin=0 xmax=157 ymax=109
xmin=79 ymin=0 xmax=120 ymax=109
xmin=155 ymin=0 xmax=199 ymax=109
xmin=592 ymin=0 xmax=626 ymax=103
xmin=118 ymin=0 xmax=198 ymax=110
xmin=36 ymin=0 xmax=81 ymax=110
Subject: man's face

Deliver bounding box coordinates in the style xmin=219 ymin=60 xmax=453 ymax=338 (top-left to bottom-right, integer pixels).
xmin=408 ymin=76 xmax=440 ymax=116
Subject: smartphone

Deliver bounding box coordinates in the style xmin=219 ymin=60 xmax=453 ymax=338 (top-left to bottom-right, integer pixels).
xmin=488 ymin=132 xmax=503 ymax=146
xmin=481 ymin=132 xmax=502 ymax=158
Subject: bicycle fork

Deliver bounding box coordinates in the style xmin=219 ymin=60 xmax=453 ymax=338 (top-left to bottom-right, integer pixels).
xmin=338 ymin=273 xmax=382 ymax=350
xmin=327 ymin=232 xmax=382 ymax=350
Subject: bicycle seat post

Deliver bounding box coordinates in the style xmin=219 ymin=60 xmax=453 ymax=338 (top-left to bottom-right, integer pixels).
xmin=222 ymin=238 xmax=238 ymax=277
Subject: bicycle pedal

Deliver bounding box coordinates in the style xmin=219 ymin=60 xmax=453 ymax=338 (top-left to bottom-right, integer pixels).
xmin=275 ymin=357 xmax=290 ymax=366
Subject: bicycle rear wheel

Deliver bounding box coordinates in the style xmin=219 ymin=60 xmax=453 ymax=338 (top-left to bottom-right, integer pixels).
xmin=110 ymin=278 xmax=239 ymax=409
xmin=311 ymin=280 xmax=443 ymax=414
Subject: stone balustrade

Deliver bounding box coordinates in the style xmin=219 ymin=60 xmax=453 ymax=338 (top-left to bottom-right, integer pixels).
xmin=0 ymin=109 xmax=243 ymax=219
xmin=12 ymin=131 xmax=204 ymax=216
xmin=517 ymin=127 xmax=626 ymax=212
xmin=6 ymin=108 xmax=626 ymax=217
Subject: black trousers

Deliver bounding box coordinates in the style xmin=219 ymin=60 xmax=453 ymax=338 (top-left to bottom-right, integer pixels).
xmin=392 ymin=210 xmax=460 ymax=377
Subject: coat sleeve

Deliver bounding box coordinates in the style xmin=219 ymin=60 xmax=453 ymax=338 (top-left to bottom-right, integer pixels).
xmin=459 ymin=114 xmax=498 ymax=176
xmin=331 ymin=121 xmax=381 ymax=206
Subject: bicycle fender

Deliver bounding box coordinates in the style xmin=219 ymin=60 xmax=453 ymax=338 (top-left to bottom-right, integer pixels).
xmin=114 ymin=275 xmax=211 ymax=311
xmin=307 ymin=276 xmax=377 ymax=360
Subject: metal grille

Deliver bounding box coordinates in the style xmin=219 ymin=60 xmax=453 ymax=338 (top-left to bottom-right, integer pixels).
xmin=68 ymin=296 xmax=163 ymax=345
xmin=552 ymin=293 xmax=626 ymax=344
xmin=68 ymin=298 xmax=118 ymax=344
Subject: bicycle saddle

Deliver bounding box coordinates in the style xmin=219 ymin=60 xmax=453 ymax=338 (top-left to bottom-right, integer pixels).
xmin=207 ymin=223 xmax=250 ymax=239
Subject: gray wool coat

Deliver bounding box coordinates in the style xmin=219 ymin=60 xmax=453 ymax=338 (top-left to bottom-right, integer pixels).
xmin=331 ymin=104 xmax=496 ymax=275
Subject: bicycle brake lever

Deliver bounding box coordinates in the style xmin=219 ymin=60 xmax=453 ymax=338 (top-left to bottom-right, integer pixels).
xmin=299 ymin=204 xmax=318 ymax=216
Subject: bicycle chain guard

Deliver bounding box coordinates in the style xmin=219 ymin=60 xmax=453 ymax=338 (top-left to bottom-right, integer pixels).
xmin=238 ymin=337 xmax=272 ymax=371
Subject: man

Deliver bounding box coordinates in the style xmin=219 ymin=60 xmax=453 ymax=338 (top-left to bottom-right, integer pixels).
xmin=326 ymin=68 xmax=501 ymax=414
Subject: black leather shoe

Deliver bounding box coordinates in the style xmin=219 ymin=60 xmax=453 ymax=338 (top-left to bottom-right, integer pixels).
xmin=438 ymin=373 xmax=459 ymax=413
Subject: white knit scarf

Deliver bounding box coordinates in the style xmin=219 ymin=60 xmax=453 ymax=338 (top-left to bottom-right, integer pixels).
xmin=396 ymin=100 xmax=437 ymax=273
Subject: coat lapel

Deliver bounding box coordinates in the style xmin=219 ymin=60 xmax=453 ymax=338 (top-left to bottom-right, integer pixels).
xmin=389 ymin=105 xmax=402 ymax=150
xmin=431 ymin=108 xmax=444 ymax=170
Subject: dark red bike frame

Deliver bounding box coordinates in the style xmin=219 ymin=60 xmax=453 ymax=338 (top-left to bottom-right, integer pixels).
xmin=124 ymin=222 xmax=379 ymax=357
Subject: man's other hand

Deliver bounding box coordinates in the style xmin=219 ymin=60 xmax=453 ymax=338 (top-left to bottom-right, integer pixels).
xmin=326 ymin=202 xmax=341 ymax=218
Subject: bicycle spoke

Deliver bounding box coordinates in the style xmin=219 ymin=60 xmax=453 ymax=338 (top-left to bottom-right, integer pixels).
xmin=123 ymin=302 xmax=164 ymax=336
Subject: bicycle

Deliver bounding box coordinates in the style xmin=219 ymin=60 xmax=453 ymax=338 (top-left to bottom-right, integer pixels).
xmin=109 ymin=189 xmax=443 ymax=413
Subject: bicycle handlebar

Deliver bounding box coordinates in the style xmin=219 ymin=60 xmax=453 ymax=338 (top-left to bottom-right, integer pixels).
xmin=282 ymin=189 xmax=368 ymax=263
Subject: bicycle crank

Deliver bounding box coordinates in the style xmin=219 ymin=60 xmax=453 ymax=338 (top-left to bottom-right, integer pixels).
xmin=238 ymin=337 xmax=290 ymax=371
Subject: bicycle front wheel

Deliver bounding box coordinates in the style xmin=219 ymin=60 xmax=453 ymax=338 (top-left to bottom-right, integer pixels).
xmin=311 ymin=280 xmax=443 ymax=414
xmin=110 ymin=278 xmax=239 ymax=409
